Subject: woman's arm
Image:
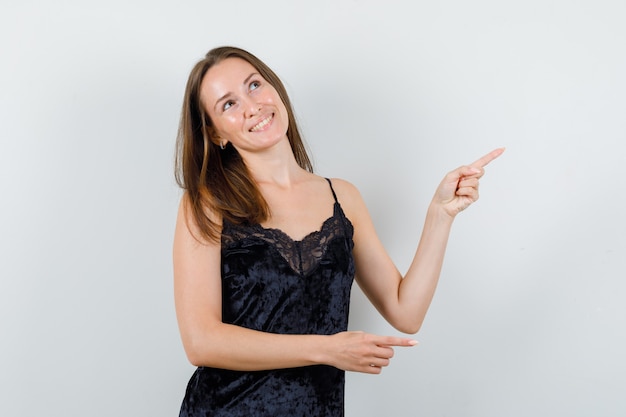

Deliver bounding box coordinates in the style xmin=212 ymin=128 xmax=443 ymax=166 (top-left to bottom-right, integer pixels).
xmin=336 ymin=148 xmax=504 ymax=334
xmin=173 ymin=196 xmax=416 ymax=373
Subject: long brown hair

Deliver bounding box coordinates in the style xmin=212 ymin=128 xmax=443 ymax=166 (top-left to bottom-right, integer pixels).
xmin=175 ymin=46 xmax=313 ymax=242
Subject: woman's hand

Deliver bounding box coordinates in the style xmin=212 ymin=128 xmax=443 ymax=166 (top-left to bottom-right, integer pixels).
xmin=326 ymin=331 xmax=417 ymax=374
xmin=432 ymin=148 xmax=505 ymax=217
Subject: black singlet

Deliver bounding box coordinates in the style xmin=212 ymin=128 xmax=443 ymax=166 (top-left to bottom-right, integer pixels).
xmin=179 ymin=178 xmax=355 ymax=417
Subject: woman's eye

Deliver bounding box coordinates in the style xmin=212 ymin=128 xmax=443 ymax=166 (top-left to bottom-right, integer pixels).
xmin=223 ymin=100 xmax=235 ymax=111
xmin=249 ymin=81 xmax=260 ymax=91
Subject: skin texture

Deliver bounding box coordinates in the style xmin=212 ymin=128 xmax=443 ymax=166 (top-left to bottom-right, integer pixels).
xmin=200 ymin=58 xmax=290 ymax=156
xmin=173 ymin=57 xmax=504 ymax=375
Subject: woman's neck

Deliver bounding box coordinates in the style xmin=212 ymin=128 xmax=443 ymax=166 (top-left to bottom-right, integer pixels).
xmin=239 ymin=139 xmax=308 ymax=188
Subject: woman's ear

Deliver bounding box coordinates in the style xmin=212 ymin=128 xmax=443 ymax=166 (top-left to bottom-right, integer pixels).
xmin=213 ymin=135 xmax=228 ymax=149
xmin=205 ymin=124 xmax=226 ymax=148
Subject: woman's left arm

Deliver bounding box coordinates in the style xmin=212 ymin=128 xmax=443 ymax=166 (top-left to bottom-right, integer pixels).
xmin=337 ymin=148 xmax=504 ymax=334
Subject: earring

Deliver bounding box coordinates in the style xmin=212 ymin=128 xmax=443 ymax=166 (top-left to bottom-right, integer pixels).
xmin=220 ymin=141 xmax=226 ymax=150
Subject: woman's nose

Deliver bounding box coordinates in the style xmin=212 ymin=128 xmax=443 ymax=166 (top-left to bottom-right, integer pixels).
xmin=243 ymin=97 xmax=261 ymax=118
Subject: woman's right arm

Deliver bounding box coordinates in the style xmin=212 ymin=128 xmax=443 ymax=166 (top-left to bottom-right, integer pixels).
xmin=173 ymin=196 xmax=415 ymax=373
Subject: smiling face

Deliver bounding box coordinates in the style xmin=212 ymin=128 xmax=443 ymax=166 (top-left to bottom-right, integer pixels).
xmin=200 ymin=57 xmax=289 ymax=154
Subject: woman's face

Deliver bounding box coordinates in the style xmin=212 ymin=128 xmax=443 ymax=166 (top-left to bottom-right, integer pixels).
xmin=200 ymin=57 xmax=289 ymax=154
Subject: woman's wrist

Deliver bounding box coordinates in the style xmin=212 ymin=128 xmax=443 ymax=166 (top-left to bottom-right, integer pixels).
xmin=306 ymin=334 xmax=332 ymax=367
xmin=426 ymin=200 xmax=456 ymax=225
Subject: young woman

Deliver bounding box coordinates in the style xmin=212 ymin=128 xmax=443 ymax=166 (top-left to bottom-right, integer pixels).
xmin=173 ymin=46 xmax=503 ymax=416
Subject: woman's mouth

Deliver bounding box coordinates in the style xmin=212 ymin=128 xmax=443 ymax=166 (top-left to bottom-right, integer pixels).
xmin=249 ymin=114 xmax=273 ymax=132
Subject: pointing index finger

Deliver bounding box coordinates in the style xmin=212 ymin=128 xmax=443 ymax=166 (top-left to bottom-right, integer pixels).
xmin=376 ymin=336 xmax=419 ymax=347
xmin=471 ymin=147 xmax=505 ymax=169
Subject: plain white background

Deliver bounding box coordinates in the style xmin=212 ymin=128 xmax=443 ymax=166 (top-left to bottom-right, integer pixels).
xmin=1 ymin=0 xmax=625 ymax=415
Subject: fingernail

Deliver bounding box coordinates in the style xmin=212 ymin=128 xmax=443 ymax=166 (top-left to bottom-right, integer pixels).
xmin=408 ymin=340 xmax=419 ymax=346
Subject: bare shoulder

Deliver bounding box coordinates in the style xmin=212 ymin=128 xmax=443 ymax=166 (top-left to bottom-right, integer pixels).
xmin=327 ymin=178 xmax=368 ymax=217
xmin=174 ymin=192 xmax=221 ymax=249
xmin=327 ymin=177 xmax=361 ymax=199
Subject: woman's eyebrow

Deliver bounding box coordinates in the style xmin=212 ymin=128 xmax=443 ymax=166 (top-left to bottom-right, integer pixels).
xmin=243 ymin=72 xmax=259 ymax=86
xmin=214 ymin=92 xmax=233 ymax=111
xmin=214 ymin=72 xmax=260 ymax=111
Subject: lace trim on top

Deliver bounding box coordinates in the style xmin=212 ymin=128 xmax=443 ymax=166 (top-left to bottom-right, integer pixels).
xmin=222 ymin=203 xmax=353 ymax=277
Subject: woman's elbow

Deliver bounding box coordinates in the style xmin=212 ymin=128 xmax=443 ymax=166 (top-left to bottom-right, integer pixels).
xmin=390 ymin=316 xmax=424 ymax=335
xmin=182 ymin=334 xmax=215 ymax=367
xmin=396 ymin=324 xmax=422 ymax=335
xmin=185 ymin=350 xmax=205 ymax=367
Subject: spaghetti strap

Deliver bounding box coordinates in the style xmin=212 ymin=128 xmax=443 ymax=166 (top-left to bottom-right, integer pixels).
xmin=325 ymin=178 xmax=339 ymax=203
xmin=325 ymin=178 xmax=351 ymax=258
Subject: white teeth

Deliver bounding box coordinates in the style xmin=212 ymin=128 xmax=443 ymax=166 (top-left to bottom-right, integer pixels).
xmin=250 ymin=115 xmax=272 ymax=132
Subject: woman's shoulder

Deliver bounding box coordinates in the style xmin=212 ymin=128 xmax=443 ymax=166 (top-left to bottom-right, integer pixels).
xmin=298 ymin=173 xmax=362 ymax=199
xmin=326 ymin=177 xmax=361 ymax=196
xmin=175 ymin=191 xmax=223 ymax=246
xmin=177 ymin=191 xmax=221 ymax=222
xmin=325 ymin=177 xmax=367 ymax=212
